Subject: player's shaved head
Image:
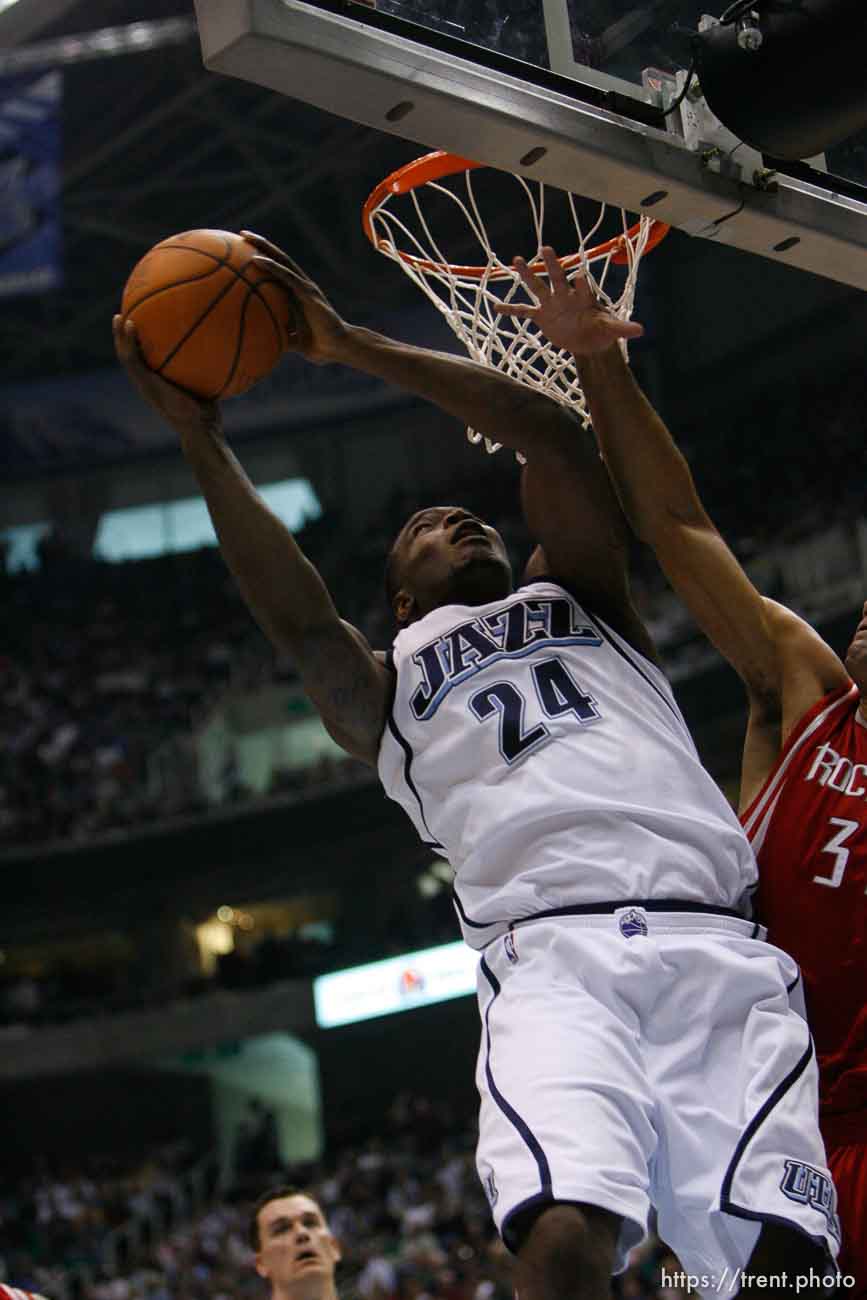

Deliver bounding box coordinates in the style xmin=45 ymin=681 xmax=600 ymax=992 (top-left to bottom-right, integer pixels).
xmin=385 ymin=508 xmax=449 ymax=621
xmin=386 ymin=505 xmax=512 ymax=625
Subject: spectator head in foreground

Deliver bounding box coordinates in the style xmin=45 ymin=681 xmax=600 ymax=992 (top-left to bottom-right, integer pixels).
xmin=249 ymin=1186 xmax=342 ymax=1300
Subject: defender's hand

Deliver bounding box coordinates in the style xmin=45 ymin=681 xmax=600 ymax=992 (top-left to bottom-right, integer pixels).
xmin=113 ymin=316 xmax=221 ymax=438
xmin=241 ymin=230 xmax=351 ymax=365
xmin=498 ymin=245 xmax=644 ymax=357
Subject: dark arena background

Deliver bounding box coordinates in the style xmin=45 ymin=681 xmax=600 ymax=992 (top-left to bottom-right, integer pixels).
xmin=2 ymin=0 xmax=867 ymax=1296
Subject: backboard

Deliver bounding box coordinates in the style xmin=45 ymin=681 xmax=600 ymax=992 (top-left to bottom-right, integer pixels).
xmin=194 ymin=0 xmax=867 ymax=289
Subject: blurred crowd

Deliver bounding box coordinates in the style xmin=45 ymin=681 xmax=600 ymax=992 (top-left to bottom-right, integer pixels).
xmin=1 ymin=1094 xmax=687 ymax=1300
xmin=1 ymin=541 xmax=251 ymax=849
xmin=683 ymin=374 xmax=867 ymax=553
xmin=0 ymin=1141 xmax=205 ymax=1297
xmin=0 ymin=471 xmax=523 ymax=853
xmin=0 ymin=513 xmax=353 ymax=851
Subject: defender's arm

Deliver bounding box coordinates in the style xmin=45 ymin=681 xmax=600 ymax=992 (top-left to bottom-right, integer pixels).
xmin=114 ymin=317 xmax=390 ymax=766
xmin=581 ymin=349 xmax=850 ymax=808
xmin=494 ymin=250 xmax=847 ymax=756
xmin=575 ymin=345 xmax=847 ymax=715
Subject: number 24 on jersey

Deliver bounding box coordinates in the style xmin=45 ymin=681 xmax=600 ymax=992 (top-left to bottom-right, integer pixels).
xmin=468 ymin=655 xmax=600 ymax=765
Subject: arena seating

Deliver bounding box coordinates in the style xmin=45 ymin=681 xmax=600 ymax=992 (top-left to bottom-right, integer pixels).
xmin=1 ymin=1094 xmax=678 ymax=1300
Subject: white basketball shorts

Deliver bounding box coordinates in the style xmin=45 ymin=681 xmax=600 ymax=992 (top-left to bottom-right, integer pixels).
xmin=474 ymin=908 xmax=841 ymax=1294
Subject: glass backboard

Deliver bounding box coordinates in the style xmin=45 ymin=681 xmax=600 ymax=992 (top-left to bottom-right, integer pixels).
xmin=194 ymin=0 xmax=867 ymax=289
xmin=371 ymin=0 xmax=685 ymax=95
xmin=374 ymin=0 xmax=867 ymax=190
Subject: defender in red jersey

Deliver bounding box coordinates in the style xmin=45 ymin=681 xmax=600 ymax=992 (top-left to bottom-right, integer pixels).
xmin=497 ymin=251 xmax=866 ymax=1295
xmin=742 ymin=678 xmax=867 ymax=1131
xmin=741 ymin=674 xmax=867 ymax=1292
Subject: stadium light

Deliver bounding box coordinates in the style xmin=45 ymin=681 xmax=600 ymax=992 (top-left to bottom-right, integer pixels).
xmin=0 ymin=16 xmax=197 ymax=73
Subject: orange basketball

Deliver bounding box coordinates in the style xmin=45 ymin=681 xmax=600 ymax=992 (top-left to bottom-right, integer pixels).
xmin=121 ymin=229 xmax=293 ymax=399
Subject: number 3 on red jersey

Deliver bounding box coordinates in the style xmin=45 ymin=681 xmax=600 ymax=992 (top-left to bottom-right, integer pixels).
xmin=814 ymin=818 xmax=863 ymax=889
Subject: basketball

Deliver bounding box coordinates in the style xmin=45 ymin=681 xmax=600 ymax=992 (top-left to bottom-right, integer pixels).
xmin=120 ymin=229 xmax=294 ymax=400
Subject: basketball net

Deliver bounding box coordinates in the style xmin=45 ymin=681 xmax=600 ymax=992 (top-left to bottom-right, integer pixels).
xmin=363 ymin=152 xmax=668 ymax=461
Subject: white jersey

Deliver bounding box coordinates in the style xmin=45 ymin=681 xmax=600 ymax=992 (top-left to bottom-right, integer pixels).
xmin=378 ymin=580 xmax=757 ymax=948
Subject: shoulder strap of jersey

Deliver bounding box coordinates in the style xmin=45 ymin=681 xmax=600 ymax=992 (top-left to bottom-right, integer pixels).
xmin=517 ymin=572 xmax=562 ymax=593
xmin=741 ymin=680 xmax=857 ymax=834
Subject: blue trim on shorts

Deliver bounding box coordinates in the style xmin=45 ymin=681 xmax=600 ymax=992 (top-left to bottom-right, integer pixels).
xmin=715 ymin=1207 xmax=836 ymax=1267
xmin=507 ymin=899 xmax=746 ymax=925
xmin=456 ymin=897 xmax=748 ymax=934
xmin=499 ymin=1192 xmax=559 ymax=1254
xmin=479 ymin=955 xmax=552 ymax=1201
xmin=720 ymin=1038 xmax=814 ymax=1208
xmin=499 ymin=1193 xmax=629 ymax=1258
xmin=720 ymin=1035 xmax=839 ymax=1256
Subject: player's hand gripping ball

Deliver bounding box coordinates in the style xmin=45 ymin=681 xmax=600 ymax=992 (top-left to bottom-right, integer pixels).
xmin=121 ymin=229 xmax=296 ymax=399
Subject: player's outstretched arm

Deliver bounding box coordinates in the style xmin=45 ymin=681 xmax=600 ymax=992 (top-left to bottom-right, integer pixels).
xmin=244 ymin=232 xmax=648 ymax=647
xmin=498 ymin=248 xmax=847 ymax=745
xmin=113 ymin=315 xmax=390 ymax=766
xmin=243 ymin=230 xmax=633 ymax=463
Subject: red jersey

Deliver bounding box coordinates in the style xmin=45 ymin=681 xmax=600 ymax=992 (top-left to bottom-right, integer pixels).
xmin=742 ymin=681 xmax=867 ymax=1136
xmin=0 ymin=1288 xmax=47 ymax=1300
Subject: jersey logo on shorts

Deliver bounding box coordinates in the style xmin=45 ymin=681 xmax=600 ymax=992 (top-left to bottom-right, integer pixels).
xmin=780 ymin=1160 xmax=841 ymax=1242
xmin=504 ymin=931 xmax=518 ymax=964
xmin=618 ymin=907 xmax=649 ymax=938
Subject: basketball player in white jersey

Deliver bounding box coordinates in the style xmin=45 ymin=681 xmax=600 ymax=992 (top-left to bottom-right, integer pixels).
xmin=115 ymin=231 xmax=838 ymax=1299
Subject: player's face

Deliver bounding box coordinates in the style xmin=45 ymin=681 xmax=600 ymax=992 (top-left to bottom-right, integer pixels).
xmin=255 ymin=1195 xmax=341 ymax=1295
xmin=392 ymin=505 xmax=513 ymax=623
xmin=844 ymin=601 xmax=867 ymax=691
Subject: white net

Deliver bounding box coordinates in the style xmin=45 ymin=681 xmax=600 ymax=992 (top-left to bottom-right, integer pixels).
xmin=365 ymin=158 xmax=664 ymax=460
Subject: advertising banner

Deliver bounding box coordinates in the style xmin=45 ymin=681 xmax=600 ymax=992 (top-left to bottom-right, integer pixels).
xmin=313 ymin=941 xmax=479 ymax=1028
xmin=0 ymin=69 xmax=62 ymax=299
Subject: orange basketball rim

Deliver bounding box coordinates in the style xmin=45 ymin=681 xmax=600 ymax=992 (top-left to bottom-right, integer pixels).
xmin=362 ymin=150 xmax=670 ymax=277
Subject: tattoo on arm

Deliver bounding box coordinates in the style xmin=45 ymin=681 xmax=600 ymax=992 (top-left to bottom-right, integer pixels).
xmin=295 ymin=622 xmax=390 ymax=760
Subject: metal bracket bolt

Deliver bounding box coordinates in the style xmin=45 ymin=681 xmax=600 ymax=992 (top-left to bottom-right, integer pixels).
xmin=737 ymin=11 xmax=763 ymax=50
